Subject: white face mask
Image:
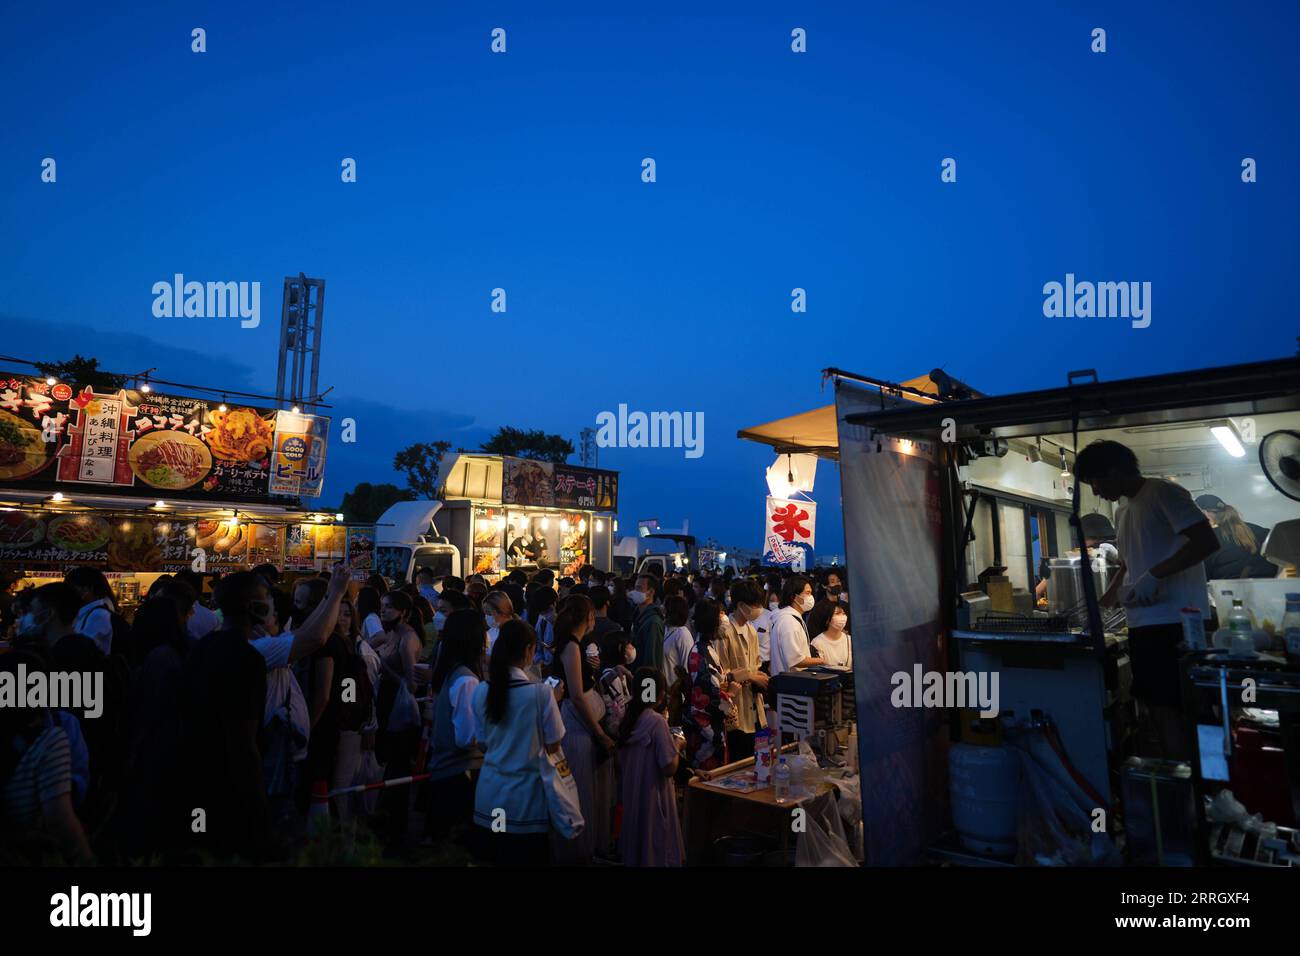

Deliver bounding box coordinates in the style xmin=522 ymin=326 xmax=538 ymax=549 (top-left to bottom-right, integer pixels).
xmin=832 ymin=612 xmax=848 ymax=630
xmin=606 ymin=583 xmax=616 ymax=594
xmin=797 ymin=594 xmax=815 ymax=613
xmin=768 ymin=599 xmax=779 ymax=611
xmin=629 ymin=589 xmax=647 ymax=605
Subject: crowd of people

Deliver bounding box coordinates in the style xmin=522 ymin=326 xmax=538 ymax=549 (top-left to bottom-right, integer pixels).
xmin=0 ymin=560 xmax=852 ymax=866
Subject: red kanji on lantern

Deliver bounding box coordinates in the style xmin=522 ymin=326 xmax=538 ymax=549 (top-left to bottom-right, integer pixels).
xmin=770 ymin=503 xmax=811 ymax=541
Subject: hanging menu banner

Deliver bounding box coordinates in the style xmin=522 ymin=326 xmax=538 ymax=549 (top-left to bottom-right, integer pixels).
xmin=500 ymin=456 xmax=618 ymax=511
xmin=0 ymin=376 xmax=329 ymax=503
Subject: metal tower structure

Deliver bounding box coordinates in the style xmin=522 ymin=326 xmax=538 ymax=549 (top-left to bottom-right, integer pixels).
xmin=276 ymin=273 xmax=326 ymax=409
xmin=579 ymin=426 xmax=598 ymax=467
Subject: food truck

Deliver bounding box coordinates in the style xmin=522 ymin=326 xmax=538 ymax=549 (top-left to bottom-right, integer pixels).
xmin=742 ymin=358 xmax=1300 ymax=866
xmin=373 ymin=453 xmax=618 ymax=584
xmin=0 ymin=371 xmax=355 ymax=608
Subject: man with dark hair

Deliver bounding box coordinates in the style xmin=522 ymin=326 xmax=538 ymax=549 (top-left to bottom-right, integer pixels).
xmin=587 ymin=584 xmax=622 ymax=644
xmin=1075 ymin=439 xmax=1218 ymax=758
xmin=175 ymin=569 xmax=219 ymax=640
xmin=718 ymin=579 xmax=769 ymax=759
xmin=440 ymin=575 xmax=466 ymax=594
xmin=631 ymin=573 xmax=665 ymax=679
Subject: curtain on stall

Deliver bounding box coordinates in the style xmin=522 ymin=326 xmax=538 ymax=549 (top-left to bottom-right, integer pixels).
xmin=835 ymin=380 xmax=947 ymax=866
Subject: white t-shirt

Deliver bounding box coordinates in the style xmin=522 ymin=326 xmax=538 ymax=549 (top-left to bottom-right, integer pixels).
xmin=362 ymin=613 xmax=385 ymax=642
xmin=448 ymin=673 xmax=481 ymax=748
xmin=768 ymin=606 xmax=811 ymax=675
xmin=812 ymin=631 xmax=852 ymax=668
xmin=250 ymin=632 xmax=295 ymax=669
xmin=1115 ymin=477 xmax=1211 ymax=627
xmin=755 ymin=607 xmax=778 ymax=662
xmin=472 ymin=668 xmax=565 ymax=835
xmin=188 ymin=602 xmax=221 ymax=641
xmin=75 ymin=599 xmax=113 ymax=655
xmin=663 ymin=625 xmax=694 ymax=680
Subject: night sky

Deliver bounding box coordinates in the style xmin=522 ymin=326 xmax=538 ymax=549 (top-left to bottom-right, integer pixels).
xmin=3 ymin=1 xmax=1297 ymax=556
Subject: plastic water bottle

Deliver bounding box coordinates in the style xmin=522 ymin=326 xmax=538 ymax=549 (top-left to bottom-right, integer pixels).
xmin=1228 ymin=600 xmax=1254 ymax=657
xmin=774 ymin=756 xmax=791 ymax=804
xmin=1283 ymin=593 xmax=1300 ymax=665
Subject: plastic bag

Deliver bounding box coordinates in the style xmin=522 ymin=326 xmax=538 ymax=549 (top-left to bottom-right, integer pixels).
xmin=795 ymin=795 xmax=857 ymax=867
xmin=1206 ymin=789 xmax=1272 ymax=835
xmin=354 ymin=750 xmax=385 ymax=816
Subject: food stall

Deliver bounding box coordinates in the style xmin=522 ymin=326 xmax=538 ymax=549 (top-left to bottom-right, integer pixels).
xmin=431 ymin=453 xmax=618 ymax=580
xmin=823 ymin=356 xmax=1300 ymax=866
xmin=0 ymin=371 xmax=356 ymax=609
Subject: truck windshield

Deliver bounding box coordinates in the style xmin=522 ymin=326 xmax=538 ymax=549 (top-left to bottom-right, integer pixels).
xmin=375 ymin=547 xmax=411 ymax=581
xmin=414 ymin=549 xmax=453 ymax=578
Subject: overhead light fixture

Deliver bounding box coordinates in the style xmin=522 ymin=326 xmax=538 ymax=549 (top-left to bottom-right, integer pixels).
xmin=45 ymin=376 xmax=56 ymax=386
xmin=49 ymin=492 xmax=65 ymax=503
xmin=292 ymin=405 xmax=301 ymax=414
xmin=579 ymin=519 xmax=587 ymax=533
xmin=596 ymin=519 xmax=605 ymax=532
xmin=334 ymin=512 xmax=344 ymax=522
xmin=1211 ymin=420 xmax=1246 ymax=458
xmin=154 ymin=500 xmax=166 ymax=509
xmin=561 ymin=519 xmax=569 ymax=531
xmin=540 ymin=517 xmax=549 ymax=530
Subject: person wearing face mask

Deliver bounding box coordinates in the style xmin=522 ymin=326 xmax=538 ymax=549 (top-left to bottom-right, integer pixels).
xmin=482 ymin=590 xmax=517 ymax=656
xmin=717 ymin=580 xmax=770 ymax=760
xmin=608 ymin=576 xmax=636 ymax=632
xmin=375 ymin=590 xmax=424 ymax=851
xmin=768 ymin=575 xmax=823 ymax=675
xmin=524 ymin=586 xmax=558 ymax=677
xmin=810 ymin=600 xmax=852 ymax=669
xmin=754 ymin=574 xmax=782 ymax=667
xmin=630 ymin=574 xmax=665 ymax=682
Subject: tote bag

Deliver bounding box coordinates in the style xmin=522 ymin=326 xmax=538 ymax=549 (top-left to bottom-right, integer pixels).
xmin=531 ymin=682 xmax=584 ymax=840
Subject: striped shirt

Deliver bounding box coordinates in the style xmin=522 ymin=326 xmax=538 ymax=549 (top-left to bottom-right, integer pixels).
xmin=2 ymin=727 xmax=72 ymax=829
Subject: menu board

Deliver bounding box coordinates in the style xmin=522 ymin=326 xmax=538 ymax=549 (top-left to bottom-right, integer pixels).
xmin=559 ymin=512 xmax=588 ymax=577
xmin=0 ymin=377 xmax=329 ymax=503
xmin=283 ymin=523 xmax=348 ymax=569
xmin=500 ymin=456 xmax=618 ymax=510
xmin=0 ymin=511 xmax=288 ymax=572
xmin=346 ymin=526 xmax=374 ymax=570
xmin=473 ymin=507 xmax=505 ymax=575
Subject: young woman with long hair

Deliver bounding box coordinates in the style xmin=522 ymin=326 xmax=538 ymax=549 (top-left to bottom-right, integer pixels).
xmin=548 ymin=593 xmax=612 ymax=862
xmin=425 ymin=608 xmax=487 ymax=839
xmin=616 ymin=667 xmax=685 ymax=866
xmin=683 ymin=598 xmax=740 ymax=772
xmin=375 ymin=589 xmax=423 ymax=851
xmin=471 ymin=619 xmax=565 ymax=866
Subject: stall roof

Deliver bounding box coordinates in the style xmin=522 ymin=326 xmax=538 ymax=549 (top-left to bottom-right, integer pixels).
xmin=737 ymin=372 xmax=949 ymax=458
xmin=845 ymin=357 xmax=1300 ymax=439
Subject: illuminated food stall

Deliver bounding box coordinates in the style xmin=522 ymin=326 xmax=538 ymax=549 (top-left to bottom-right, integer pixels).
xmin=434 ymin=453 xmax=618 ymax=580
xmin=0 ymin=372 xmax=354 ymax=609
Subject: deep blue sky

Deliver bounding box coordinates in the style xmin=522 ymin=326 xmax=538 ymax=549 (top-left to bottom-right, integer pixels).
xmin=2 ymin=1 xmax=1297 ymax=556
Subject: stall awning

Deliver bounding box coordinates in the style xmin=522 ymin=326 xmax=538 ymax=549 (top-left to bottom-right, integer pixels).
xmin=845 ymin=357 xmax=1300 ymax=440
xmin=737 ymin=372 xmax=947 ymax=458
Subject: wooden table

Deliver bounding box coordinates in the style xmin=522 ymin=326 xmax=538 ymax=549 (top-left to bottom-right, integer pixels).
xmin=683 ymin=759 xmax=836 ymax=865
